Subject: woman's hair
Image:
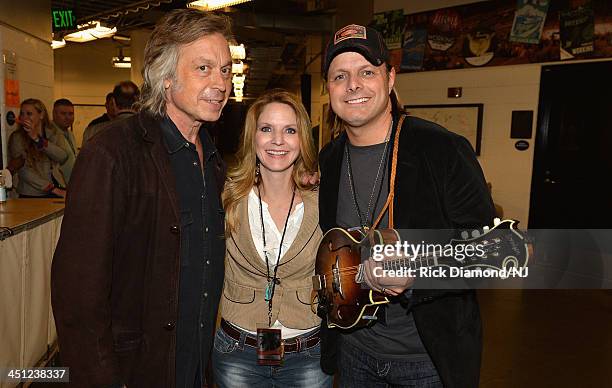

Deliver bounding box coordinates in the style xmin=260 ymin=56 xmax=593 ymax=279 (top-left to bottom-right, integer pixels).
xmin=138 ymin=8 xmax=234 ymax=116
xmin=326 ymin=64 xmax=404 ymax=137
xmin=223 ymin=89 xmax=317 ymax=236
xmin=17 ymin=98 xmax=52 ymax=173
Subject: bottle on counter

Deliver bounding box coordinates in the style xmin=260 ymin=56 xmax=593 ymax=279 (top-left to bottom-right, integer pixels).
xmin=0 ymin=170 xmax=7 ymax=202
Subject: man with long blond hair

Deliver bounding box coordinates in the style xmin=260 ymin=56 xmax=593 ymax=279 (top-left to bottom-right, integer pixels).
xmin=52 ymin=9 xmax=233 ymax=388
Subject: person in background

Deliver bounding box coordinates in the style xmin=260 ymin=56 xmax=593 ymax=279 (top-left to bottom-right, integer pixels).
xmin=82 ymin=81 xmax=140 ymax=145
xmin=86 ymin=92 xmax=116 ymax=128
xmin=8 ymin=98 xmax=67 ymax=198
xmin=212 ymin=89 xmax=332 ymax=387
xmin=52 ymin=98 xmax=77 ymax=182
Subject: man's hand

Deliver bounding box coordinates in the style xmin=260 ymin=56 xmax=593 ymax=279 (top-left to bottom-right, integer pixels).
xmin=300 ymin=171 xmax=320 ymax=186
xmin=51 ymin=187 xmax=66 ymax=198
xmin=363 ymin=258 xmax=414 ymax=296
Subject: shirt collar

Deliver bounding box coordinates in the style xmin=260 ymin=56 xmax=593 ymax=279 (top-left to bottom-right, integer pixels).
xmin=161 ymin=116 xmax=218 ymax=161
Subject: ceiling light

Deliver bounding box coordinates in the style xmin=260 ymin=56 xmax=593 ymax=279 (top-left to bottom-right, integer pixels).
xmin=230 ymin=44 xmax=246 ymax=60
xmin=112 ymin=49 xmax=131 ymax=68
xmin=112 ymin=57 xmax=131 ymax=68
xmin=232 ymin=61 xmax=244 ymax=74
xmin=187 ymin=0 xmax=252 ymax=11
xmin=113 ymin=35 xmax=131 ymax=42
xmin=51 ymin=39 xmax=66 ymax=49
xmin=232 ymin=74 xmax=245 ymax=88
xmin=64 ymin=21 xmax=116 ymax=43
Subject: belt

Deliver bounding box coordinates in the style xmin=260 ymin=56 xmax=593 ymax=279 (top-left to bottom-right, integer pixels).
xmin=220 ymin=319 xmax=320 ymax=353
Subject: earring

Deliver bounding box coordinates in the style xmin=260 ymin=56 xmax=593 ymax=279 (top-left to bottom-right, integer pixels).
xmin=255 ymin=160 xmax=260 ymax=177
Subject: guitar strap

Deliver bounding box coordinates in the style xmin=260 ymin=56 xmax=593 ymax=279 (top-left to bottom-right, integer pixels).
xmin=372 ymin=114 xmax=406 ymax=230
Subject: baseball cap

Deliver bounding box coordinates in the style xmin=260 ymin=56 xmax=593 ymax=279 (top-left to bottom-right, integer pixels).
xmin=323 ymin=24 xmax=389 ymax=77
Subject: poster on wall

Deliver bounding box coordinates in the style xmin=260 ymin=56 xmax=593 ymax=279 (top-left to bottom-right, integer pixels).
xmin=560 ymin=2 xmax=595 ymax=59
xmin=404 ymin=104 xmax=483 ymax=156
xmin=509 ymin=0 xmax=551 ymax=44
xmin=3 ymin=51 xmax=19 ymax=108
xmin=401 ymin=27 xmax=428 ymax=71
xmin=464 ymin=25 xmax=497 ymax=66
xmin=427 ymin=9 xmax=462 ymax=52
xmin=385 ymin=0 xmax=612 ymax=73
xmin=372 ymin=9 xmax=405 ymax=50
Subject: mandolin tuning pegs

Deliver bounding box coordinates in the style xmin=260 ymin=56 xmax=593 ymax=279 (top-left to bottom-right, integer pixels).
xmin=493 ymin=218 xmax=501 ymax=226
xmin=471 ymin=230 xmax=481 ymax=238
xmin=461 ymin=231 xmax=469 ymax=239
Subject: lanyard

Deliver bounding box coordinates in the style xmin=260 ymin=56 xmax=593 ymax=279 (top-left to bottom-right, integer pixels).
xmin=257 ymin=184 xmax=296 ymax=326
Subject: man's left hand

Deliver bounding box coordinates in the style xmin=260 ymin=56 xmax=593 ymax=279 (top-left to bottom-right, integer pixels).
xmin=300 ymin=171 xmax=320 ymax=186
xmin=363 ymin=258 xmax=414 ymax=296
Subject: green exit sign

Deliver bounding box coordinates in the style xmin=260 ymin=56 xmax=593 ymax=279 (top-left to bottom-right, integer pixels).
xmin=52 ymin=9 xmax=76 ymax=32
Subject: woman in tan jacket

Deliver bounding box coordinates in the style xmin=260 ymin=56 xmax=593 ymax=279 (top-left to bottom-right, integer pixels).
xmin=212 ymin=89 xmax=331 ymax=387
xmin=8 ymin=98 xmax=67 ymax=198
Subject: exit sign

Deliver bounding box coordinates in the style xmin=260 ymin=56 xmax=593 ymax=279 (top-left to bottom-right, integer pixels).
xmin=52 ymin=9 xmax=76 ymax=32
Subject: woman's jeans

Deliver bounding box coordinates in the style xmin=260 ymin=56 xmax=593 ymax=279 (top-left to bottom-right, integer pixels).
xmin=212 ymin=325 xmax=333 ymax=388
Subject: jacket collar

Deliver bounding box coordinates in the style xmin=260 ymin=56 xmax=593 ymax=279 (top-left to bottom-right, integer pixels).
xmin=136 ymin=111 xmax=180 ymax=221
xmin=230 ymin=189 xmax=320 ymax=274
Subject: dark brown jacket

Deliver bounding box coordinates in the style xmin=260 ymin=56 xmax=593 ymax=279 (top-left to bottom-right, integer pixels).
xmin=51 ymin=111 xmax=226 ymax=388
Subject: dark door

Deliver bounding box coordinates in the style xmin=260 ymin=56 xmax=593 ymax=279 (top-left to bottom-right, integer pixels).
xmin=529 ymin=61 xmax=612 ymax=228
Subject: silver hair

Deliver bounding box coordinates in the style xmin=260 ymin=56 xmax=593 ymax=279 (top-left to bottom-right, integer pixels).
xmin=137 ymin=9 xmax=233 ymax=117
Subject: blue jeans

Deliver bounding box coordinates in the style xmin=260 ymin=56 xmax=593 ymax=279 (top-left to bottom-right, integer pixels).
xmin=212 ymin=326 xmax=333 ymax=388
xmin=338 ymin=338 xmax=442 ymax=388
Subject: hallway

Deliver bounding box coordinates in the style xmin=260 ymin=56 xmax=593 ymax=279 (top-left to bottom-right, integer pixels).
xmin=479 ymin=290 xmax=612 ymax=387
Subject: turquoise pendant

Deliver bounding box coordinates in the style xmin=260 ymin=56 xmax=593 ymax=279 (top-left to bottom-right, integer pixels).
xmin=265 ymin=282 xmax=273 ymax=301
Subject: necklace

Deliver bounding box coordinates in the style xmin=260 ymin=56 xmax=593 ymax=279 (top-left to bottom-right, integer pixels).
xmin=345 ymin=120 xmax=392 ymax=230
xmin=257 ymin=184 xmax=296 ymax=326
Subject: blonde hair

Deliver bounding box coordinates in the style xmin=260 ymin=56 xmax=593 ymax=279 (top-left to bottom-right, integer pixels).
xmin=138 ymin=9 xmax=233 ymax=116
xmin=17 ymin=98 xmax=52 ymax=174
xmin=223 ymin=89 xmax=317 ymax=236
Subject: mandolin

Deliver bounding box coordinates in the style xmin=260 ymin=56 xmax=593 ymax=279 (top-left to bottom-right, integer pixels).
xmin=312 ymin=218 xmax=531 ymax=329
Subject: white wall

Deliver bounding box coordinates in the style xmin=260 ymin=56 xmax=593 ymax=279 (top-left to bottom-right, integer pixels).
xmin=0 ymin=0 xmax=54 ymax=109
xmin=0 ymin=1 xmax=53 ymax=171
xmin=54 ymin=38 xmax=131 ymax=147
xmin=396 ymin=65 xmax=540 ymax=225
xmin=0 ymin=26 xmax=54 ymax=108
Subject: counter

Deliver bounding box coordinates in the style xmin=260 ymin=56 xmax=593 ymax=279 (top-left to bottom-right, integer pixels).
xmin=0 ymin=199 xmax=64 ymax=388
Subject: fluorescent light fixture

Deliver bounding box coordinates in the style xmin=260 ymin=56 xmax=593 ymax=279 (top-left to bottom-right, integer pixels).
xmin=64 ymin=21 xmax=116 ymax=43
xmin=232 ymin=61 xmax=244 ymax=74
xmin=187 ymin=0 xmax=252 ymax=11
xmin=112 ymin=56 xmax=132 ymax=68
xmin=232 ymin=74 xmax=245 ymax=85
xmin=230 ymin=44 xmax=246 ymax=60
xmin=51 ymin=39 xmax=66 ymax=49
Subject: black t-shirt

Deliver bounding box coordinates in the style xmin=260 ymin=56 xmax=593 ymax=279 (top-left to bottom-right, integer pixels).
xmin=336 ymin=140 xmax=430 ymax=360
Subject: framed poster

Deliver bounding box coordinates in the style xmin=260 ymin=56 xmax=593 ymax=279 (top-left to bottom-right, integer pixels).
xmin=404 ymin=103 xmax=483 ymax=155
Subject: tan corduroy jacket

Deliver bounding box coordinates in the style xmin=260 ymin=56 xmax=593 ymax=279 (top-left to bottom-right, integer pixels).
xmin=220 ymin=189 xmax=322 ymax=331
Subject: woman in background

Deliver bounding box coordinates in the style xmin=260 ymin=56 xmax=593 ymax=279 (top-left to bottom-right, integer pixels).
xmin=8 ymin=98 xmax=67 ymax=198
xmin=213 ymin=89 xmax=331 ymax=387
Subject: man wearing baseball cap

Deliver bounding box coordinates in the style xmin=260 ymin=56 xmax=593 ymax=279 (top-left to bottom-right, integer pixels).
xmin=317 ymin=24 xmax=495 ymax=387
